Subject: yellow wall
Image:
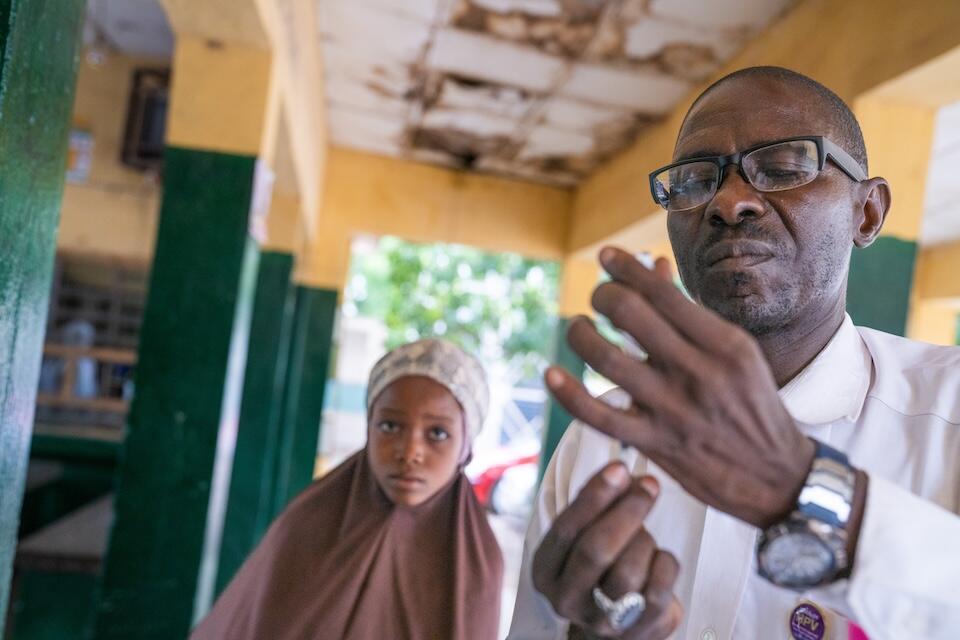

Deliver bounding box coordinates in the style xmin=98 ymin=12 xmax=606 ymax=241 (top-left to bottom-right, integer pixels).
xmin=569 ymin=0 xmax=960 ymax=255
xmin=161 ymin=0 xmax=325 ymax=250
xmin=160 ymin=0 xmax=269 ymax=50
xmin=298 ymin=148 xmax=573 ymax=289
xmin=166 ymin=36 xmax=273 ymax=155
xmin=906 ymin=242 xmax=960 ymax=346
xmin=264 ymin=192 xmax=301 ymax=254
xmin=57 ymin=50 xmax=165 ymax=263
xmin=908 ymin=300 xmax=958 ymax=346
xmin=558 ymin=257 xmax=599 ymax=318
xmin=854 ymin=98 xmax=937 ymax=241
xmin=913 ymin=241 xmax=960 ymax=303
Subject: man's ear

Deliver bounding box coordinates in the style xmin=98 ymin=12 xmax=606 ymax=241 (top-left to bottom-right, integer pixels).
xmin=853 ymin=177 xmax=892 ymax=248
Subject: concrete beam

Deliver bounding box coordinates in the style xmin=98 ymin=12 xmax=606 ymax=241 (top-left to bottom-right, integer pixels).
xmin=257 ymin=0 xmax=328 ymax=245
xmin=165 ymin=36 xmax=273 ymax=156
xmin=160 ymin=0 xmax=327 ymax=245
xmin=297 ymin=147 xmax=574 ymax=289
xmin=159 ymin=0 xmax=270 ymax=50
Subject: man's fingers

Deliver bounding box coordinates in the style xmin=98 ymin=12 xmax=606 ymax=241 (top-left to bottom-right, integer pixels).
xmin=598 ymin=246 xmax=735 ymax=350
xmin=589 ymin=283 xmax=702 ymax=372
xmin=558 ymin=477 xmax=659 ymax=593
xmin=597 ymin=527 xmax=657 ymax=600
xmin=553 ymin=477 xmax=659 ymax=628
xmin=532 ymin=462 xmax=630 ymax=595
xmin=631 ymin=550 xmax=682 ymax=639
xmin=566 ymin=315 xmax=672 ymax=404
xmin=544 ymin=366 xmax=661 ymax=453
xmin=653 ymin=256 xmax=673 ymax=283
xmin=625 ymin=597 xmax=684 ymax=640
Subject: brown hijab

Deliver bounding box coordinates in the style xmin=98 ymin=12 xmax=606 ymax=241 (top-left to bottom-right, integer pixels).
xmin=193 ymin=340 xmax=503 ymax=640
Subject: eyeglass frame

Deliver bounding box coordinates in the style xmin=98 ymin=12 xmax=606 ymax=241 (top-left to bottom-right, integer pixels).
xmin=648 ymin=135 xmax=868 ymax=211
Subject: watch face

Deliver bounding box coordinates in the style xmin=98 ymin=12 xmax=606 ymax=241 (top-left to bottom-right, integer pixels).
xmin=761 ymin=531 xmax=835 ymax=588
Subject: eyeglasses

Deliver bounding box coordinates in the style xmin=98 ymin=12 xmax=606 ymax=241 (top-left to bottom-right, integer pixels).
xmin=648 ymin=136 xmax=866 ymax=212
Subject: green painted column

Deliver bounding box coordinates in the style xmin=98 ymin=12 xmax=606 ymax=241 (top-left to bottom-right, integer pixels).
xmin=92 ymin=148 xmax=261 ymax=639
xmin=271 ymin=286 xmax=338 ymax=515
xmin=847 ymin=237 xmax=918 ymax=336
xmin=215 ymin=251 xmax=295 ymax=595
xmin=539 ymin=317 xmax=586 ymax=481
xmin=0 ymin=0 xmax=85 ymax=624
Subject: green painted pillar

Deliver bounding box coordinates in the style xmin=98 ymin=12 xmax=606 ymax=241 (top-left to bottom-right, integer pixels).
xmin=215 ymin=251 xmax=295 ymax=595
xmin=270 ymin=286 xmax=338 ymax=514
xmin=539 ymin=317 xmax=586 ymax=481
xmin=92 ymin=148 xmax=261 ymax=639
xmin=0 ymin=0 xmax=85 ymax=624
xmin=847 ymin=237 xmax=918 ymax=336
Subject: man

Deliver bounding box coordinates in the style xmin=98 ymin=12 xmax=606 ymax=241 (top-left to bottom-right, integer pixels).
xmin=508 ymin=67 xmax=960 ymax=640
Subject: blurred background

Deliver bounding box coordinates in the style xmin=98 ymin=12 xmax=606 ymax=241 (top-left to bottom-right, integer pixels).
xmin=3 ymin=0 xmax=960 ymax=638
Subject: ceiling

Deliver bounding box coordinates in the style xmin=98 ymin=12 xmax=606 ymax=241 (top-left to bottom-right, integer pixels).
xmin=318 ymin=0 xmax=797 ymax=186
xmin=81 ymin=0 xmax=960 ymax=248
xmin=85 ymin=0 xmax=174 ymax=59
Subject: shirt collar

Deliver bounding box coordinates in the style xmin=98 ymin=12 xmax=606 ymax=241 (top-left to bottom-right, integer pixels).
xmin=778 ymin=313 xmax=872 ymax=425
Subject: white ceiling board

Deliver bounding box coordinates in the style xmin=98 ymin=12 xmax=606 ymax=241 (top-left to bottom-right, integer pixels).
xmin=649 ymin=0 xmax=794 ymax=30
xmin=322 ymin=43 xmax=413 ymax=95
xmin=421 ymin=108 xmax=519 ymax=138
xmin=87 ymin=0 xmax=173 ymax=59
xmin=327 ymin=106 xmax=407 ymax=155
xmin=324 ymin=75 xmax=411 ymax=117
xmin=317 ymin=0 xmax=800 ymax=186
xmin=349 ymin=0 xmax=443 ymax=23
xmin=920 ymin=101 xmax=960 ymax=246
xmin=435 ymin=78 xmax=535 ymax=120
xmin=471 ymin=0 xmax=563 ymax=17
xmin=427 ymin=28 xmax=566 ymax=92
xmin=919 ymin=212 xmax=960 ymax=247
xmin=541 ymin=97 xmax=631 ymax=132
xmin=407 ymin=147 xmax=465 ymax=169
xmin=475 ymin=156 xmax=579 ymax=186
xmin=561 ymin=64 xmax=691 ymax=113
xmin=624 ymin=17 xmax=740 ymax=60
xmin=319 ymin=1 xmax=433 ymax=64
xmin=930 ymin=101 xmax=960 ymax=154
xmin=519 ymin=127 xmax=594 ymax=158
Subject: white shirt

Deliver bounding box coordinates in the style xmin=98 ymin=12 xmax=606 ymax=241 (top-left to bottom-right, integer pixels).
xmin=508 ymin=315 xmax=960 ymax=640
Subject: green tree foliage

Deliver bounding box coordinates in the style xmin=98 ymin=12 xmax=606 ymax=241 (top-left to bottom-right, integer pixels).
xmin=345 ymin=236 xmax=560 ymax=383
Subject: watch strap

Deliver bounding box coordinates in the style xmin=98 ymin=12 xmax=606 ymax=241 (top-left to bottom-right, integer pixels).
xmin=796 ymin=439 xmax=855 ymax=529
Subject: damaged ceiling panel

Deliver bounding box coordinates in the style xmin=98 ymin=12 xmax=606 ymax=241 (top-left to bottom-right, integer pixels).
xmin=318 ymin=0 xmax=798 ymax=186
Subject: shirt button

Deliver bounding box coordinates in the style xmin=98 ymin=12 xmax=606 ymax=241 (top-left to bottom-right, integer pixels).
xmin=700 ymin=628 xmax=717 ymax=640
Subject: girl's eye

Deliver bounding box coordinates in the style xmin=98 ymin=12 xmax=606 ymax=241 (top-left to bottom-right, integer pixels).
xmin=377 ymin=421 xmax=400 ymax=434
xmin=428 ymin=427 xmax=450 ymax=442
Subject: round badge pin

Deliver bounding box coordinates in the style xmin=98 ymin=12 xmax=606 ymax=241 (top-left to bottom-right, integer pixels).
xmin=789 ymin=601 xmax=828 ymax=640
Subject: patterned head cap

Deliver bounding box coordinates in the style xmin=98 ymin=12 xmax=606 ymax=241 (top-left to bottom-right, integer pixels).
xmin=366 ymin=338 xmax=489 ymax=441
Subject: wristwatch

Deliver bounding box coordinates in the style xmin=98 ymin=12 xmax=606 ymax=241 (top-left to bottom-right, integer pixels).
xmin=757 ymin=439 xmax=856 ymax=589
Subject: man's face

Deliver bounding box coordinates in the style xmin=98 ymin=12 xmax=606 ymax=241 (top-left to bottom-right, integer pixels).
xmin=667 ymin=77 xmax=860 ymax=336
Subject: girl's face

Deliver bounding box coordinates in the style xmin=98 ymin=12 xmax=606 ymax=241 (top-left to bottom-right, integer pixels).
xmin=368 ymin=375 xmax=465 ymax=507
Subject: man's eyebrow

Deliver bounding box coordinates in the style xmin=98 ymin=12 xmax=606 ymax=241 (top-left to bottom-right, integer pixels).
xmin=674 ymin=147 xmax=726 ymax=161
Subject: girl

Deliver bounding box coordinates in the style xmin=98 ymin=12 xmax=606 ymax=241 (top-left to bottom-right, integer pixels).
xmin=193 ymin=338 xmax=503 ymax=639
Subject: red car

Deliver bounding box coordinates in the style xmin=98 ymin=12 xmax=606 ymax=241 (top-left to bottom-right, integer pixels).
xmin=471 ymin=453 xmax=539 ymax=513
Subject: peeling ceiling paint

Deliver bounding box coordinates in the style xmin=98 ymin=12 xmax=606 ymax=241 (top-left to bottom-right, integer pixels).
xmin=315 ymin=0 xmax=797 ymax=186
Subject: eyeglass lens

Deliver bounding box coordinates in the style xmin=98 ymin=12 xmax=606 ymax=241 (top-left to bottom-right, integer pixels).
xmin=653 ymin=139 xmax=821 ymax=211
